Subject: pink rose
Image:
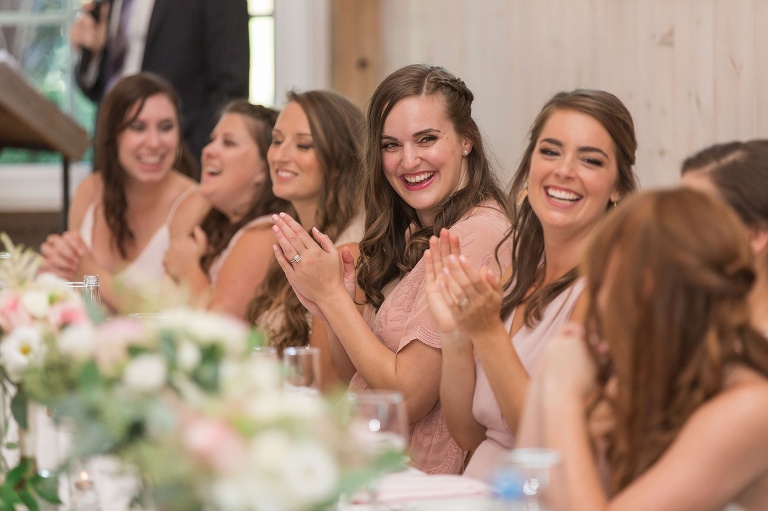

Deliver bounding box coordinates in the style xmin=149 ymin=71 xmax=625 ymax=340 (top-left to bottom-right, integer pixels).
xmin=49 ymin=302 xmax=90 ymax=330
xmin=0 ymin=292 xmax=32 ymax=333
xmin=93 ymin=318 xmax=146 ymax=373
xmin=182 ymin=415 xmax=247 ymax=474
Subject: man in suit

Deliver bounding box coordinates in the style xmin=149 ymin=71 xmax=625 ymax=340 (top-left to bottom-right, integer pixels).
xmin=70 ymin=0 xmax=250 ymax=177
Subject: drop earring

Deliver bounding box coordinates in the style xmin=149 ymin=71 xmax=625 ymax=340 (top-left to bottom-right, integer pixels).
xmin=517 ymin=181 xmax=529 ymax=206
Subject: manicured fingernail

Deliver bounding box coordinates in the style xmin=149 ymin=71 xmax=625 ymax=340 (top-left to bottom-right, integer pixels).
xmin=459 ymin=255 xmax=468 ymax=263
xmin=272 ymin=214 xmax=279 ymax=222
xmin=272 ymin=226 xmax=279 ymax=233
xmin=279 ymin=212 xmax=287 ymax=218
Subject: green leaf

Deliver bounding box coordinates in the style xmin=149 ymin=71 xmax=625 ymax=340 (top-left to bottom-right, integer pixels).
xmin=4 ymin=459 xmax=28 ymax=490
xmin=18 ymin=488 xmax=40 ymax=511
xmin=10 ymin=389 xmax=28 ymax=430
xmin=78 ymin=360 xmax=102 ymax=392
xmin=30 ymin=472 xmax=62 ymax=504
xmin=247 ymin=329 xmax=267 ymax=350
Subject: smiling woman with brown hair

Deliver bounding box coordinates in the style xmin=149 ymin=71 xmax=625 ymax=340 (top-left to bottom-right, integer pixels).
xmin=270 ymin=64 xmax=512 ymax=474
xmin=40 ymin=72 xmax=209 ymax=312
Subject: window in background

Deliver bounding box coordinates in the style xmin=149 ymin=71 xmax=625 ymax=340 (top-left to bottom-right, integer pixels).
xmin=249 ymin=0 xmax=274 ymax=107
xmin=0 ymin=0 xmax=276 ymax=165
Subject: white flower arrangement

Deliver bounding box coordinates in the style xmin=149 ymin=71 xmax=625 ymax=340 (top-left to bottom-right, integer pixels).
xmin=0 ymin=233 xmax=403 ymax=511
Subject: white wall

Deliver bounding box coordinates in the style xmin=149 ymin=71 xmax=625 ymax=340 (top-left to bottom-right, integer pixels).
xmin=379 ymin=0 xmax=768 ymax=189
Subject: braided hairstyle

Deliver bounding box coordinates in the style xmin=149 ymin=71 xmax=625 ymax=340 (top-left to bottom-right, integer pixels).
xmin=582 ymin=188 xmax=768 ymax=493
xmin=357 ymin=64 xmax=510 ymax=308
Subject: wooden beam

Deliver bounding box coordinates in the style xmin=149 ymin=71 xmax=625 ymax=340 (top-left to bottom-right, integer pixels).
xmin=331 ymin=0 xmax=381 ymax=109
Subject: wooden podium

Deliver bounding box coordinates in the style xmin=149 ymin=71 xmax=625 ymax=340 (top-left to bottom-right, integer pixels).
xmin=0 ymin=57 xmax=90 ymax=231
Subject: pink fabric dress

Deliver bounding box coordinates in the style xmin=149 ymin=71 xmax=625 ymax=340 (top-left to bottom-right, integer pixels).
xmin=79 ymin=185 xmax=197 ymax=286
xmin=349 ymin=203 xmax=513 ymax=475
xmin=208 ymin=215 xmax=273 ymax=286
xmin=463 ymin=278 xmax=586 ymax=481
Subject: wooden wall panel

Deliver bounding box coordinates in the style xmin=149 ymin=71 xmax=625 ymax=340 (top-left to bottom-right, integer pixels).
xmin=367 ymin=0 xmax=767 ymax=189
xmin=331 ymin=0 xmax=381 ymax=109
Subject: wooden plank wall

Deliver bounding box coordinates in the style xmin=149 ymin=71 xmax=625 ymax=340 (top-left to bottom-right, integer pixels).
xmin=373 ymin=0 xmax=767 ymax=189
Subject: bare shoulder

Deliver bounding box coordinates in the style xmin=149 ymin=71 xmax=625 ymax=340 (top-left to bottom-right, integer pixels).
xmin=233 ymin=222 xmax=275 ymax=251
xmin=68 ymin=173 xmax=101 ymax=230
xmin=690 ymin=366 xmax=768 ymax=441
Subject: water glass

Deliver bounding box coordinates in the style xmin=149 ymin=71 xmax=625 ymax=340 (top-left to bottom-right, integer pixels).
xmin=495 ymin=448 xmax=562 ymax=511
xmin=282 ymin=346 xmax=321 ymax=393
xmin=251 ymin=346 xmax=278 ymax=360
xmin=347 ymin=390 xmax=409 ymax=455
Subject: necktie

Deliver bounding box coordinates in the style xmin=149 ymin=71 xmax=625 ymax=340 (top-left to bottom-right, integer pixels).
xmin=105 ymin=0 xmax=134 ymax=89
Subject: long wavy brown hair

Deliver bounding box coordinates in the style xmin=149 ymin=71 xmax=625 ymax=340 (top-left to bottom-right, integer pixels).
xmin=246 ymin=90 xmax=363 ymax=351
xmin=94 ymin=72 xmax=198 ymax=259
xmin=500 ymin=90 xmax=640 ymax=324
xmin=582 ymin=188 xmax=768 ymax=493
xmin=198 ymin=100 xmax=290 ymax=273
xmin=357 ymin=64 xmax=511 ymax=308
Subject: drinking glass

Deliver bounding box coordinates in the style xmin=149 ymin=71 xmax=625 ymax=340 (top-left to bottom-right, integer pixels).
xmin=347 ymin=390 xmax=409 ymax=455
xmin=282 ymin=346 xmax=321 ymax=394
xmin=251 ymin=345 xmax=278 ymax=360
xmin=347 ymin=390 xmax=409 ymax=509
xmin=496 ymin=448 xmax=562 ymax=511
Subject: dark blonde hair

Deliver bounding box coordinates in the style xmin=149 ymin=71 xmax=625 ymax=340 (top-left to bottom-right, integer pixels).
xmin=199 ymin=100 xmax=289 ymax=273
xmin=246 ymin=90 xmax=363 ymax=351
xmin=583 ymin=188 xmax=768 ymax=492
xmin=95 ymin=72 xmax=197 ymax=258
xmin=357 ymin=64 xmax=510 ymax=308
xmin=501 ymin=89 xmax=640 ymax=324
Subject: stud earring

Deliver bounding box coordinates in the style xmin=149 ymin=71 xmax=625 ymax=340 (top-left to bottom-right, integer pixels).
xmin=463 ymin=150 xmax=468 ymax=156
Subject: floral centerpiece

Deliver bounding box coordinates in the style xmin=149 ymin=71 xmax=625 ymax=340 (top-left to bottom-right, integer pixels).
xmin=0 ymin=233 xmax=403 ymax=510
xmin=0 ymin=233 xmax=92 ymax=509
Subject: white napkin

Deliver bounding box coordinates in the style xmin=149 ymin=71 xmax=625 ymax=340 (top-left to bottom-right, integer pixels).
xmin=376 ymin=470 xmax=491 ymax=504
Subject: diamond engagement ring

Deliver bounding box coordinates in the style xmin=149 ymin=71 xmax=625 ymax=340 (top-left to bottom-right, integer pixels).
xmin=458 ymin=297 xmax=469 ymax=309
xmin=289 ymin=254 xmax=301 ymax=264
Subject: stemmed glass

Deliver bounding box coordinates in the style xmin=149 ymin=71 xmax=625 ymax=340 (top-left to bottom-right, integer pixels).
xmin=282 ymin=346 xmax=321 ymax=394
xmin=347 ymin=390 xmax=409 ymax=509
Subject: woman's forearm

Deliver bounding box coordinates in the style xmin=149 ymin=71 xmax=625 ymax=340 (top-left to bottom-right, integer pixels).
xmin=440 ymin=335 xmax=486 ymax=450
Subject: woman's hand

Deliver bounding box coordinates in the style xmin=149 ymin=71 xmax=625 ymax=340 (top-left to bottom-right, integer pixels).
xmin=538 ymin=322 xmax=599 ymax=403
xmin=428 ymin=229 xmax=504 ymax=340
xmin=164 ymin=226 xmax=208 ymax=282
xmin=424 ymin=229 xmax=462 ymax=335
xmin=39 ymin=231 xmax=87 ymax=281
xmin=271 ymin=213 xmax=348 ymax=306
xmin=69 ymin=1 xmax=109 ymax=54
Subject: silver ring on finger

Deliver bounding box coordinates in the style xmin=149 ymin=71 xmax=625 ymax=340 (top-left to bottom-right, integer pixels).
xmin=289 ymin=254 xmax=301 ymax=264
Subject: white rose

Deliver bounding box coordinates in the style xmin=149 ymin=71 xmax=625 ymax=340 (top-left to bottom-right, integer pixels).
xmin=278 ymin=440 xmax=339 ymax=503
xmin=122 ymin=353 xmax=167 ymax=393
xmin=57 ymin=323 xmax=96 ymax=359
xmin=247 ymin=430 xmax=292 ymax=468
xmin=20 ymin=289 xmax=50 ymax=318
xmin=177 ymin=340 xmax=201 ymax=372
xmin=0 ymin=325 xmax=43 ymax=381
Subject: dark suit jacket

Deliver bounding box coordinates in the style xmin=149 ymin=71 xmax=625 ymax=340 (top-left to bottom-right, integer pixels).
xmin=76 ymin=0 xmax=250 ymax=167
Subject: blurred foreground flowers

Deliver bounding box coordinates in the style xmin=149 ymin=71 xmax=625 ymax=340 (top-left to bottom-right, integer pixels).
xmin=0 ymin=233 xmax=402 ymax=510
